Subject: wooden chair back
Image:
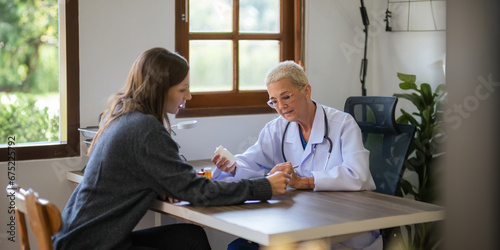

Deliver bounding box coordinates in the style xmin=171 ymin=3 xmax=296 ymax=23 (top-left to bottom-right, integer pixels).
xmin=6 ymin=184 xmax=62 ymax=250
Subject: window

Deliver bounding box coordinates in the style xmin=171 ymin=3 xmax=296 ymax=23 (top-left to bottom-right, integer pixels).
xmin=175 ymin=0 xmax=303 ymax=117
xmin=0 ymin=0 xmax=80 ymax=161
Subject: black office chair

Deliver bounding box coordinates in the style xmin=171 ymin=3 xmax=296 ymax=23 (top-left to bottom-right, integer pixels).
xmin=344 ymin=96 xmax=416 ymax=196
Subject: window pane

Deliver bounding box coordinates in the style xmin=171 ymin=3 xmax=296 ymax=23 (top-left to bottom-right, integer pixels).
xmin=239 ymin=40 xmax=279 ymax=91
xmin=239 ymin=0 xmax=279 ymax=33
xmin=190 ymin=0 xmax=232 ymax=32
xmin=190 ymin=40 xmax=233 ymax=92
xmin=0 ymin=0 xmax=60 ymax=145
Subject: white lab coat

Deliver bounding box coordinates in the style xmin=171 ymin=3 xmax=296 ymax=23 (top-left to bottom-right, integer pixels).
xmin=213 ymin=102 xmax=381 ymax=249
xmin=213 ymin=102 xmax=376 ymax=192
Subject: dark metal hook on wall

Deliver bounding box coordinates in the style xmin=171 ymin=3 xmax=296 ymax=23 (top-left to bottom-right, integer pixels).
xmin=384 ymin=8 xmax=393 ymax=31
xmin=359 ymin=0 xmax=369 ymax=96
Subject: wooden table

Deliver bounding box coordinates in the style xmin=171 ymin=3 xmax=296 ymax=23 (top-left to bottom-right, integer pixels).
xmin=67 ymin=160 xmax=445 ymax=247
xmin=66 ymin=159 xmax=210 ymax=184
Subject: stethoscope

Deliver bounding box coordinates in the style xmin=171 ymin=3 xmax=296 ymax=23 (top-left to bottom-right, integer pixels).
xmin=281 ymin=107 xmax=333 ymax=171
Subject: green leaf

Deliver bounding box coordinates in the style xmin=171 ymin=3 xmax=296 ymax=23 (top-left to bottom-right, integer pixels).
xmin=435 ymin=83 xmax=446 ymax=95
xmin=434 ymin=84 xmax=447 ymax=102
xmin=421 ymin=107 xmax=432 ymax=127
xmin=399 ymin=81 xmax=418 ymax=91
xmin=394 ymin=93 xmax=425 ymax=111
xmin=404 ymin=158 xmax=416 ymax=172
xmin=397 ymin=72 xmax=416 ymax=83
xmin=399 ymin=178 xmax=416 ymax=195
xmin=420 ymin=83 xmax=433 ymax=104
xmin=408 ymin=155 xmax=424 ymax=167
xmin=396 ymin=115 xmax=409 ymax=124
xmin=400 ymin=109 xmax=420 ymax=126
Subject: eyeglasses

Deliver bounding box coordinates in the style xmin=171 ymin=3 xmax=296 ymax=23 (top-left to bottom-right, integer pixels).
xmin=267 ymin=92 xmax=295 ymax=109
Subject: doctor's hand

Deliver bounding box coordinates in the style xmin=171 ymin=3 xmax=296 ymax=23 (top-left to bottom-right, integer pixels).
xmin=266 ymin=171 xmax=290 ymax=196
xmin=287 ymin=170 xmax=300 ymax=188
xmin=269 ymin=162 xmax=294 ymax=176
xmin=270 ymin=163 xmax=313 ymax=190
xmin=288 ymin=175 xmax=315 ymax=190
xmin=211 ymin=154 xmax=237 ymax=174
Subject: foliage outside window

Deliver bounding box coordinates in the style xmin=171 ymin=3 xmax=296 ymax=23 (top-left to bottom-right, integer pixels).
xmin=0 ymin=0 xmax=80 ymax=161
xmin=1 ymin=0 xmax=59 ymax=144
xmin=175 ymin=0 xmax=302 ymax=117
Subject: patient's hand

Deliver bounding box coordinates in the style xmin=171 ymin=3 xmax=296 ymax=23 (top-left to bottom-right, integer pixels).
xmin=266 ymin=171 xmax=291 ymax=196
xmin=167 ymin=197 xmax=180 ymax=203
xmin=159 ymin=194 xmax=180 ymax=203
xmin=269 ymin=162 xmax=293 ymax=175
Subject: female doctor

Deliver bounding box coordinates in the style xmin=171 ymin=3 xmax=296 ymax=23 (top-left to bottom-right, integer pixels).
xmin=212 ymin=61 xmax=382 ymax=250
xmin=212 ymin=61 xmax=375 ymax=192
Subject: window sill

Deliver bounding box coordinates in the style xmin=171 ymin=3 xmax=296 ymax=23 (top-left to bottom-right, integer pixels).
xmin=0 ymin=142 xmax=80 ymax=162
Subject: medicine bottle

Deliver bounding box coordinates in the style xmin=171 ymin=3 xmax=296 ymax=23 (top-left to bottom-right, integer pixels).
xmin=204 ymin=167 xmax=212 ymax=180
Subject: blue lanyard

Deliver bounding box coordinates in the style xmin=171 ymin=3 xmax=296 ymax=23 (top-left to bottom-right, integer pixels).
xmin=299 ymin=127 xmax=307 ymax=149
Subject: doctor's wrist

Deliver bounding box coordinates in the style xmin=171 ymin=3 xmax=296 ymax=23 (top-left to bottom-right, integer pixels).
xmin=307 ymin=177 xmax=315 ymax=190
xmin=294 ymin=177 xmax=315 ymax=190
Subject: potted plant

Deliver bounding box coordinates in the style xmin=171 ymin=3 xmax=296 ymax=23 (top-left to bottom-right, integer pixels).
xmin=392 ymin=72 xmax=446 ymax=249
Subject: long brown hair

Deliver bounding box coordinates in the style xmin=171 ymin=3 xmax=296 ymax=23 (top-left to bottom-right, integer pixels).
xmin=88 ymin=48 xmax=189 ymax=155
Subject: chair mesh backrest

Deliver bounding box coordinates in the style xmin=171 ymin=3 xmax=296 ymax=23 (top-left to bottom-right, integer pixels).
xmin=344 ymin=96 xmax=416 ymax=196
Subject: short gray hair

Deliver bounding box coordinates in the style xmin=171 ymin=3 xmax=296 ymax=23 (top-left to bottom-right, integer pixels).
xmin=264 ymin=61 xmax=309 ymax=88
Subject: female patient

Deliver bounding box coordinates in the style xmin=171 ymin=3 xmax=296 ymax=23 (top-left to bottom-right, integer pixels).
xmin=52 ymin=47 xmax=289 ymax=250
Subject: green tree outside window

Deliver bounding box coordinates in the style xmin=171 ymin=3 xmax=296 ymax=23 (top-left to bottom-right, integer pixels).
xmin=0 ymin=0 xmax=60 ymax=144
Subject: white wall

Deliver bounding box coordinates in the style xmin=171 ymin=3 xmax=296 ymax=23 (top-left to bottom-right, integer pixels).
xmin=306 ymin=0 xmax=445 ymax=114
xmin=0 ymin=0 xmax=447 ymax=249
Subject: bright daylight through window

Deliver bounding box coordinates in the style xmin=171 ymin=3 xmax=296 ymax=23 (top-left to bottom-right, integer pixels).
xmin=0 ymin=0 xmax=80 ymax=161
xmin=188 ymin=0 xmax=280 ymax=92
xmin=1 ymin=0 xmax=59 ymax=144
xmin=175 ymin=0 xmax=298 ymax=117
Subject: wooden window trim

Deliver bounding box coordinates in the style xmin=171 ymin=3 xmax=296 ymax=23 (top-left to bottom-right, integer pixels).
xmin=175 ymin=0 xmax=301 ymax=118
xmin=0 ymin=0 xmax=80 ymax=161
